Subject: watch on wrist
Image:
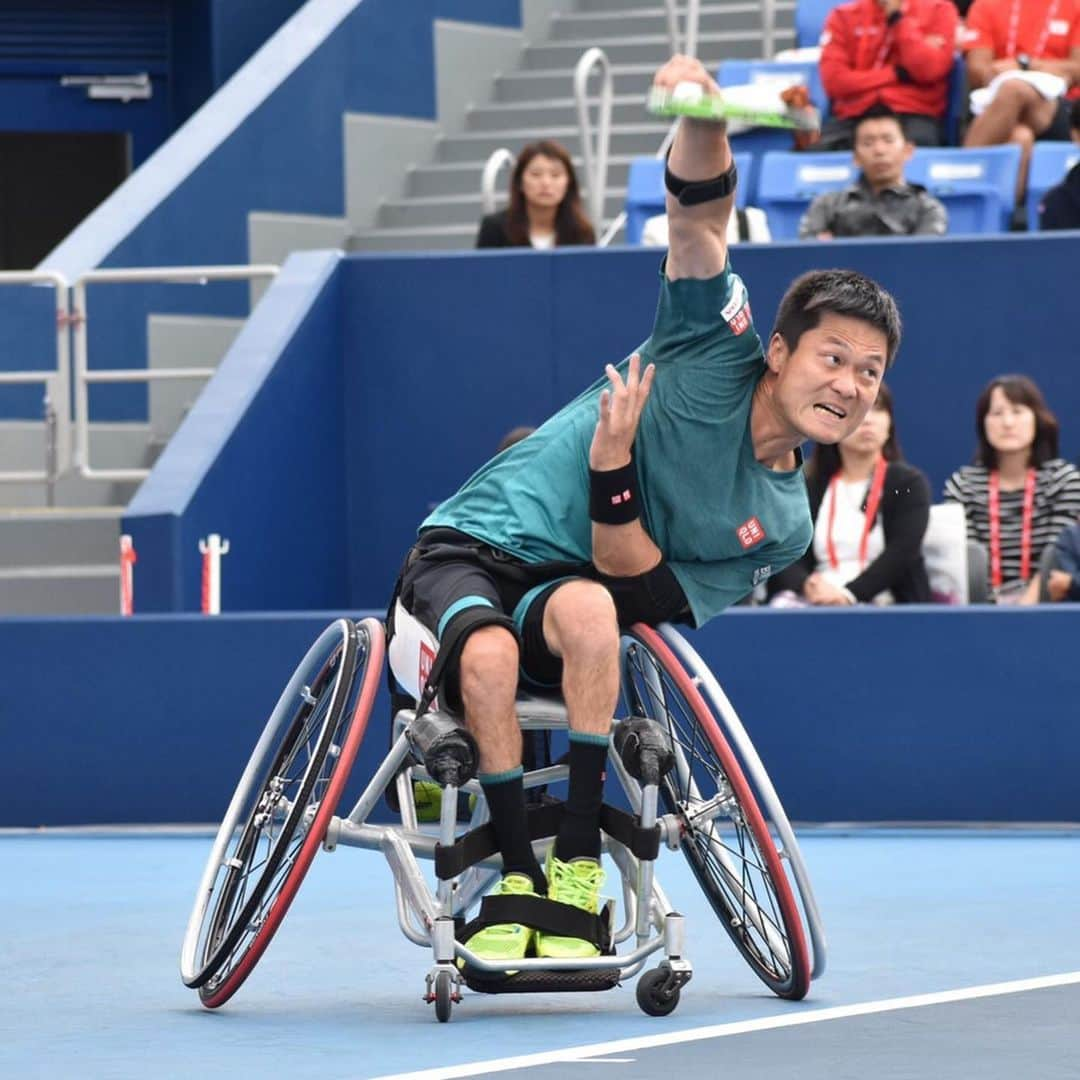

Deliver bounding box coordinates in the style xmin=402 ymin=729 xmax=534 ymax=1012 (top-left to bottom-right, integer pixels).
xmin=1017 ymin=53 xmax=1031 ymax=70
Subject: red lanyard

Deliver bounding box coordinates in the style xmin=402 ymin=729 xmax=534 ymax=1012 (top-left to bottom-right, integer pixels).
xmin=826 ymin=456 xmax=888 ymax=571
xmin=1006 ymin=0 xmax=1059 ymax=59
xmin=988 ymin=467 xmax=1036 ymax=588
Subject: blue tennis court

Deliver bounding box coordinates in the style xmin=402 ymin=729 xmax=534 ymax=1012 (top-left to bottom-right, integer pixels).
xmin=4 ymin=827 xmax=1077 ymax=1078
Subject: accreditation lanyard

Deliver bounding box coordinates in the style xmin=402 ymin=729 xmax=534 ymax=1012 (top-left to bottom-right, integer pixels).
xmin=826 ymin=456 xmax=888 ymax=571
xmin=1006 ymin=0 xmax=1059 ymax=59
xmin=988 ymin=467 xmax=1036 ymax=588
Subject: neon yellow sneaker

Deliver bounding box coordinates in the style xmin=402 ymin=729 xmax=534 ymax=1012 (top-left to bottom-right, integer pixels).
xmin=461 ymin=873 xmax=538 ymax=966
xmin=536 ymin=853 xmax=606 ymax=960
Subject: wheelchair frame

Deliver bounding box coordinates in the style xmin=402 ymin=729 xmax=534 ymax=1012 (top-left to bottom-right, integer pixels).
xmin=181 ymin=617 xmax=826 ymax=1021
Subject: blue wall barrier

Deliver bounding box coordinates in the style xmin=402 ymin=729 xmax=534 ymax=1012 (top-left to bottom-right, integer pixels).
xmin=5 ymin=608 xmax=1077 ymax=827
xmin=124 ymin=234 xmax=1080 ymax=612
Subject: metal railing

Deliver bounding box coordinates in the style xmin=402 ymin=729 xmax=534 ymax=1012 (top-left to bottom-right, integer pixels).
xmin=480 ymin=148 xmax=515 ymax=215
xmin=72 ymin=265 xmax=279 ymax=482
xmin=573 ymin=47 xmax=614 ymax=234
xmin=663 ymin=0 xmax=702 ymax=58
xmin=761 ymin=0 xmax=778 ymax=59
xmin=0 ymin=271 xmax=72 ymax=505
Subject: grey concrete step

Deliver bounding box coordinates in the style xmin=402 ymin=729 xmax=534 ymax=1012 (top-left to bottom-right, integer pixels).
xmin=147 ymin=314 xmax=244 ymax=443
xmin=406 ymin=155 xmax=639 ymax=197
xmin=0 ymin=507 xmax=122 ymax=569
xmin=348 ymin=225 xmax=480 ymax=253
xmin=0 ymin=472 xmax=139 ymax=510
xmin=0 ymin=422 xmax=157 ymax=474
xmin=436 ymin=124 xmax=672 ymax=163
xmin=0 ymin=564 xmax=120 ymax=615
xmin=376 ymin=189 xmax=628 ymax=229
xmin=493 ymin=63 xmax=676 ymax=102
xmin=549 ymin=4 xmax=794 ymax=39
xmin=248 ymin=211 xmax=347 ymax=307
xmin=577 ymin=0 xmax=778 ymax=11
xmin=521 ymin=31 xmax=794 ymax=69
xmin=466 ymin=95 xmax=655 ymax=132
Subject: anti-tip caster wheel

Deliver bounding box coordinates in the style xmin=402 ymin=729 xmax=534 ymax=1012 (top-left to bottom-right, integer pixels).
xmin=636 ymin=967 xmax=681 ymax=1017
xmin=434 ymin=970 xmax=454 ymax=1023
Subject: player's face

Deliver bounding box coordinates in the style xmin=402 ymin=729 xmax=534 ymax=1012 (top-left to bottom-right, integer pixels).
xmin=853 ymin=119 xmax=911 ymax=188
xmin=520 ymin=155 xmax=570 ymax=211
xmin=769 ymin=313 xmax=887 ymax=445
xmin=840 ymin=401 xmax=891 ymax=456
xmin=983 ymin=386 xmax=1037 ymax=457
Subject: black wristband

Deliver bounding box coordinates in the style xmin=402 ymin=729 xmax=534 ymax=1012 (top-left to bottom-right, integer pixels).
xmin=887 ymin=9 xmax=901 ymax=24
xmin=590 ymin=462 xmax=640 ymax=525
xmin=664 ymin=160 xmax=738 ymax=207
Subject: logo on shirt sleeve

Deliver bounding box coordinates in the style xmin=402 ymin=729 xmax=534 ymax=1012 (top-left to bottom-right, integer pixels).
xmin=721 ymin=279 xmax=752 ymax=336
xmin=736 ymin=516 xmax=767 ymax=549
xmin=751 ymin=564 xmax=772 ymax=587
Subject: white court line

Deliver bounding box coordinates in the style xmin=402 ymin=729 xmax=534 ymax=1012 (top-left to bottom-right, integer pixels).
xmin=370 ymin=970 xmax=1080 ymax=1080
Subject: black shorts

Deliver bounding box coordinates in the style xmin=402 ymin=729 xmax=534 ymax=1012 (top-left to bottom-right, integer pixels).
xmin=1038 ymin=96 xmax=1072 ymax=142
xmin=391 ymin=528 xmax=592 ymax=708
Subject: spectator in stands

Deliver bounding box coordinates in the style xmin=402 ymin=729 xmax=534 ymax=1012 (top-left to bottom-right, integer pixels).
xmin=768 ymin=383 xmax=932 ymax=605
xmin=798 ymin=105 xmax=948 ymax=237
xmin=944 ymin=375 xmax=1080 ymax=603
xmin=1044 ymin=522 xmax=1080 ymax=601
xmin=818 ymin=0 xmax=959 ymax=149
xmin=496 ymin=425 xmax=536 ymax=452
xmin=961 ymin=0 xmax=1080 ymax=205
xmin=476 ymin=140 xmax=595 ymax=249
xmin=1039 ymin=97 xmax=1080 ymax=228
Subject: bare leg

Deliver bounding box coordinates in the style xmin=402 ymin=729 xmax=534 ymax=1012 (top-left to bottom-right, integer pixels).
xmin=964 ymin=81 xmax=1050 ymax=146
xmin=458 ymin=625 xmax=521 ymax=774
xmin=543 ymin=580 xmax=621 ymax=863
xmin=1010 ymin=123 xmax=1035 ymax=204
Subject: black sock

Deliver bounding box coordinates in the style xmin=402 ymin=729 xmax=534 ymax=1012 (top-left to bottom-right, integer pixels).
xmin=480 ymin=767 xmax=546 ymax=893
xmin=555 ymin=732 xmax=610 ymax=863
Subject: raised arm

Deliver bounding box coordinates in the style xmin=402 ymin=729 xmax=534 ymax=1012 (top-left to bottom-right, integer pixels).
xmin=654 ymin=55 xmax=734 ymax=282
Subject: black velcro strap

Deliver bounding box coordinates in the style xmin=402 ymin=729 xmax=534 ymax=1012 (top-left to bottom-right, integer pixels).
xmin=473 ymin=893 xmax=608 ymax=948
xmin=598 ymin=804 xmax=662 ymax=862
xmin=434 ymin=801 xmax=660 ymax=879
xmin=664 ymin=160 xmax=738 ymax=207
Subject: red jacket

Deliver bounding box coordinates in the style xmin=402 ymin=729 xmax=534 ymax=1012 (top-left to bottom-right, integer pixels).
xmin=820 ymin=0 xmax=959 ymax=119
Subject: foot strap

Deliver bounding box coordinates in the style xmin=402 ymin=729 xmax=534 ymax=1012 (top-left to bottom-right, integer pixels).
xmin=458 ymin=893 xmax=612 ymax=952
xmin=434 ymin=801 xmax=660 ymax=880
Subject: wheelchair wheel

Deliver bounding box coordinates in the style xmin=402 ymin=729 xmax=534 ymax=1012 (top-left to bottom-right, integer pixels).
xmin=180 ymin=617 xmax=385 ymax=1007
xmin=620 ymin=624 xmax=810 ymax=1001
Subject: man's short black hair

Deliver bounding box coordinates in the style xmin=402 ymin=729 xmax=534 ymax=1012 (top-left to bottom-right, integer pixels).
xmin=771 ymin=269 xmax=903 ymax=367
xmin=852 ymin=103 xmax=907 ymax=141
xmin=1070 ymin=97 xmax=1080 ymax=132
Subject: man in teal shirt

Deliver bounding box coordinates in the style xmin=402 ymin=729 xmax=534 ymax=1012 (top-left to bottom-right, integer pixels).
xmin=390 ymin=55 xmax=902 ymax=965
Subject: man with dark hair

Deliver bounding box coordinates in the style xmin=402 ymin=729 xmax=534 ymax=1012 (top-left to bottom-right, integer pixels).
xmin=388 ymin=55 xmax=902 ymax=966
xmin=1039 ymin=98 xmax=1080 ymax=229
xmin=818 ymin=0 xmax=958 ymax=150
xmin=799 ymin=105 xmax=948 ymax=238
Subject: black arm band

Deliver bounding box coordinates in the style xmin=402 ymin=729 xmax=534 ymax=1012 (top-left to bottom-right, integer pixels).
xmin=590 ymin=462 xmax=640 ymax=525
xmin=664 ymin=160 xmax=738 ymax=207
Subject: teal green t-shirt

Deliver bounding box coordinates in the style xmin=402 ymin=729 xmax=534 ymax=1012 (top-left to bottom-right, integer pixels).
xmin=422 ymin=260 xmax=812 ymax=627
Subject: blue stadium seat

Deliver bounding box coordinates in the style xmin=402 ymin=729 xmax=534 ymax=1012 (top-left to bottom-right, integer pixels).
xmin=717 ymin=59 xmax=827 ymax=114
xmin=795 ymin=0 xmax=836 ymax=47
xmin=906 ymin=144 xmax=1021 ymax=232
xmin=756 ymin=151 xmax=856 ymax=239
xmin=624 ymin=152 xmax=753 ymax=244
xmin=1026 ymin=141 xmax=1080 ymax=230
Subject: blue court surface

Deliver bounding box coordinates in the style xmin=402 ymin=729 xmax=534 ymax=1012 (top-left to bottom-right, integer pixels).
xmin=2 ymin=828 xmax=1078 ymax=1079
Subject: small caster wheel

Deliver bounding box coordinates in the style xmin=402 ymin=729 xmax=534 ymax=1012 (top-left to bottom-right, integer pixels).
xmin=434 ymin=970 xmax=453 ymax=1023
xmin=636 ymin=967 xmax=680 ymax=1017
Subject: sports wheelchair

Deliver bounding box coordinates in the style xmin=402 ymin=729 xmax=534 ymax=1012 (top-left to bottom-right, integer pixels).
xmin=180 ymin=616 xmax=826 ymax=1021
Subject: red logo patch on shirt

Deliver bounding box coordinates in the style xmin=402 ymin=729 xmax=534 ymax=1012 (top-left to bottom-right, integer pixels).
xmin=736 ymin=516 xmax=767 ymax=549
xmin=727 ymin=303 xmax=752 ymax=336
xmin=419 ymin=641 xmax=436 ymax=690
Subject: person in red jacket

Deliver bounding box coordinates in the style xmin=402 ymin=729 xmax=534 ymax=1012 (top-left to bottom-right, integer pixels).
xmin=818 ymin=0 xmax=959 ymax=149
xmin=961 ymin=0 xmax=1080 ymax=203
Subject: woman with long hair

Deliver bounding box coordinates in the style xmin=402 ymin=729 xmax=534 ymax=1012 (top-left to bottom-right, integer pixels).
xmin=476 ymin=140 xmax=596 ymax=249
xmin=769 ymin=383 xmax=932 ymax=605
xmin=944 ymin=374 xmax=1080 ymax=604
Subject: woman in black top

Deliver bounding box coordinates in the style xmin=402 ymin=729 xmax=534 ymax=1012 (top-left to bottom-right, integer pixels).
xmin=476 ymin=140 xmax=596 ymax=249
xmin=769 ymin=383 xmax=932 ymax=605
